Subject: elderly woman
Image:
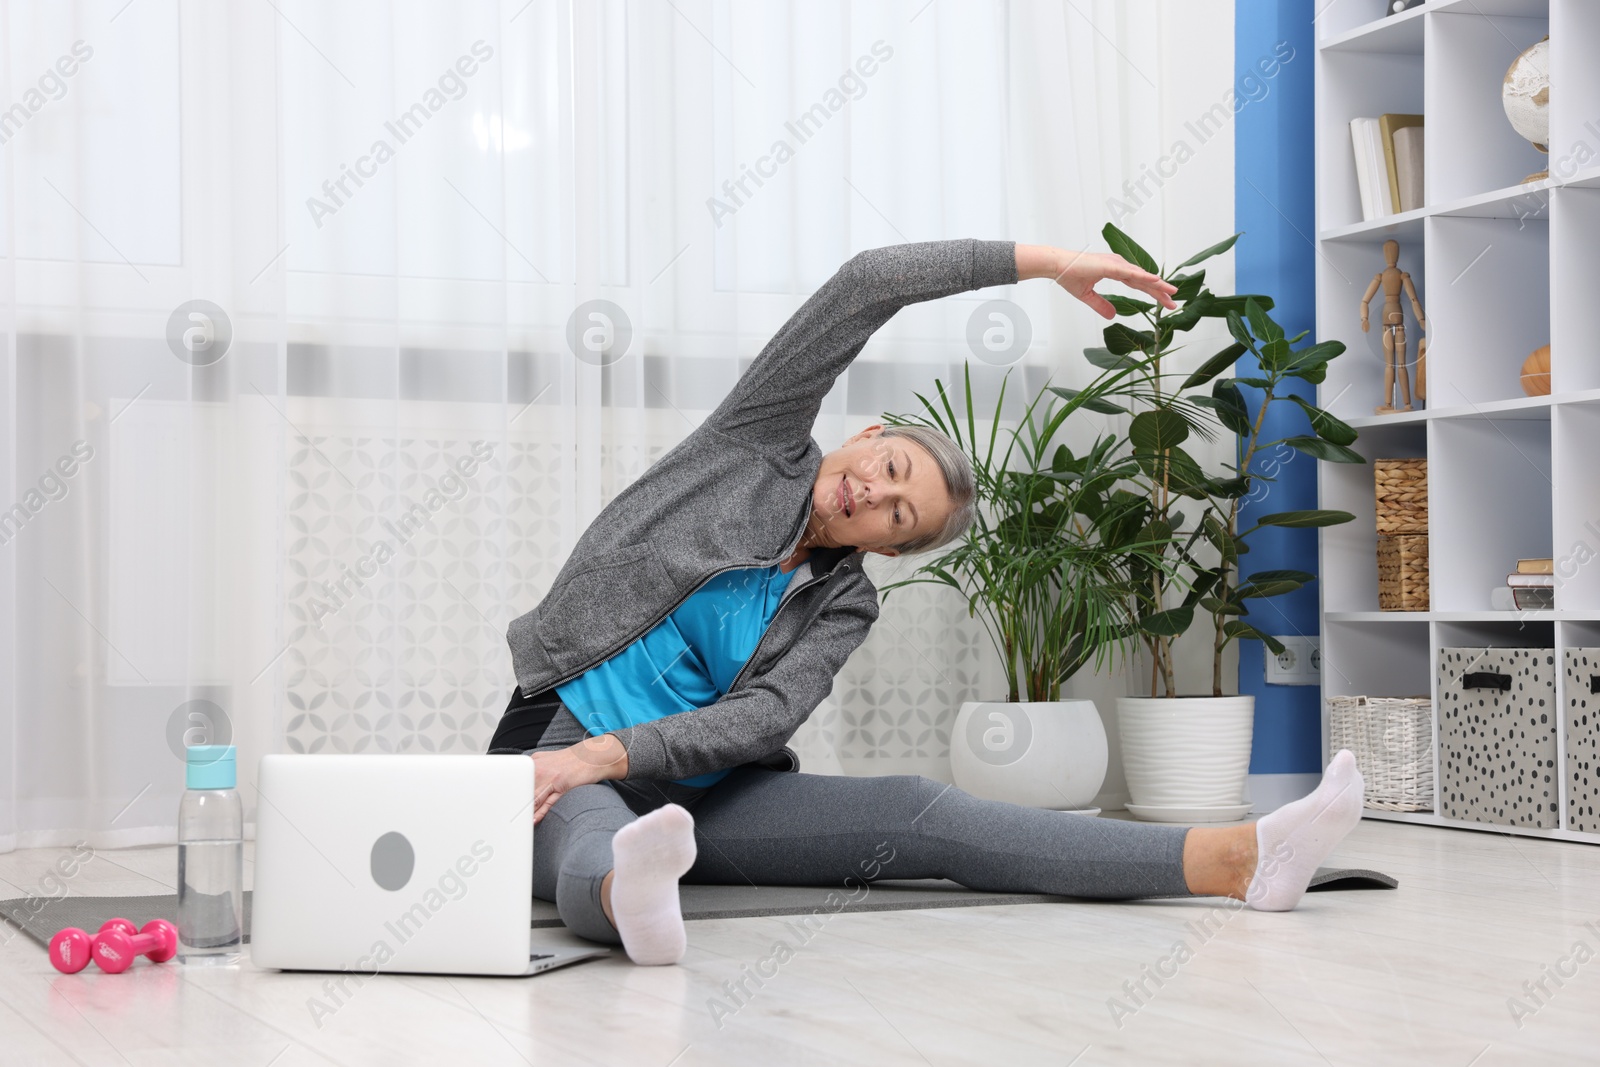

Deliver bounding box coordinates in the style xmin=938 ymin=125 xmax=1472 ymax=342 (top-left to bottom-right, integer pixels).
xmin=488 ymin=239 xmax=1364 ymax=965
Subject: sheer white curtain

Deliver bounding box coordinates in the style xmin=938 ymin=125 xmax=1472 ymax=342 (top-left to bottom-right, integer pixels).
xmin=0 ymin=0 xmax=1233 ymax=850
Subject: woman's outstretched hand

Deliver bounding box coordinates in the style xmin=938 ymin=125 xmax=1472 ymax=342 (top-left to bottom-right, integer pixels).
xmin=1016 ymin=243 xmax=1179 ymax=320
xmin=529 ymin=734 xmax=630 ymax=824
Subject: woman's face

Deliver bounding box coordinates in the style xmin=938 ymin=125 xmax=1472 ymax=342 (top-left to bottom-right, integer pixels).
xmin=806 ymin=426 xmax=949 ymax=556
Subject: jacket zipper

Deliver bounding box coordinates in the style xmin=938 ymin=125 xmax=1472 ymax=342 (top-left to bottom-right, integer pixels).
xmin=536 ymin=501 xmax=818 ymax=693
xmin=722 ymin=563 xmax=837 ymax=696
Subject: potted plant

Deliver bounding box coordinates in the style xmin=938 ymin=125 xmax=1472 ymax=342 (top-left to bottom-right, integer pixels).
xmin=1082 ymin=224 xmax=1361 ymax=819
xmin=881 ymin=363 xmax=1170 ymax=810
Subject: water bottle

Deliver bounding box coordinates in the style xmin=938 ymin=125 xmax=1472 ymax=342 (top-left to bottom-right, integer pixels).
xmin=177 ymin=744 xmax=244 ymax=965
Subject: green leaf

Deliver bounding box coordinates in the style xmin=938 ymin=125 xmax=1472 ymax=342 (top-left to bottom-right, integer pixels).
xmin=1201 ymin=294 xmax=1276 ymax=317
xmin=1170 ymin=270 xmax=1207 ymax=303
xmin=1236 ymin=579 xmax=1307 ymax=599
xmin=1225 ymin=309 xmax=1254 ymax=349
xmin=1204 ymin=475 xmax=1250 ymax=498
xmin=1184 ymin=569 xmax=1221 ymax=603
xmin=1105 ymin=294 xmax=1156 ymax=315
xmin=1128 ymin=408 xmax=1191 ymax=451
xmin=1295 ymin=361 xmax=1328 ymax=385
xmin=1180 ymin=342 xmax=1247 ymax=391
xmin=1245 ymin=297 xmax=1284 ymax=343
xmin=1131 ymin=446 xmax=1208 ymax=499
xmin=1084 ymin=346 xmax=1139 ymax=370
xmin=1256 ymin=509 xmax=1356 ymax=528
xmin=1283 ymin=340 xmax=1346 ymax=373
xmin=1102 ymin=222 xmax=1160 ymax=275
xmin=1287 ymin=394 xmax=1358 ymax=446
xmin=1208 ymin=380 xmax=1252 ymax=436
xmin=1259 ymin=337 xmax=1292 ymax=371
xmin=1285 ymin=435 xmax=1365 ymax=463
xmin=1200 ymin=596 xmax=1244 ymax=616
xmin=1136 ymin=519 xmax=1174 ymax=549
xmin=1224 ymin=621 xmax=1286 ymax=655
xmin=1163 ymin=290 xmax=1216 ymax=333
xmin=1048 ymin=386 xmax=1127 ymax=416
xmin=1204 ymin=513 xmax=1238 ymax=562
xmin=1104 ymin=322 xmax=1155 ymax=355
xmin=1172 ymin=234 xmax=1240 ymax=271
xmin=1141 ymin=605 xmax=1195 ymax=637
xmin=1243 ymin=569 xmax=1317 ymax=584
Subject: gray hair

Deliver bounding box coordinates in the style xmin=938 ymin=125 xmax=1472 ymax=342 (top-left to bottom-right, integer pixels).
xmin=878 ymin=424 xmax=976 ymax=555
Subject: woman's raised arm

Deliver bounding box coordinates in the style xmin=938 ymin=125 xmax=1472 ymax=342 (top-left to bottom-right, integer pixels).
xmin=702 ymin=239 xmax=1178 ymax=457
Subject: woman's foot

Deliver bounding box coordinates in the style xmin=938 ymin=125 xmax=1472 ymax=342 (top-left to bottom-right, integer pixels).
xmin=606 ymin=804 xmax=697 ymax=965
xmin=1244 ymin=749 xmax=1365 ymax=911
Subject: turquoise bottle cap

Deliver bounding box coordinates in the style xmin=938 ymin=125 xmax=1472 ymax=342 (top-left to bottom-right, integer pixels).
xmin=185 ymin=744 xmax=237 ymax=789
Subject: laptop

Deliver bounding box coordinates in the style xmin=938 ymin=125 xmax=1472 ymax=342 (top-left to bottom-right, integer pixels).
xmin=251 ymin=754 xmax=609 ymax=976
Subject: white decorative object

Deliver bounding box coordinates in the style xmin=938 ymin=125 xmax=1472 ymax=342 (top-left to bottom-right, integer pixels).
xmin=1116 ymin=695 xmax=1255 ymax=820
xmin=949 ymin=700 xmax=1108 ymax=810
xmin=1502 ymin=35 xmax=1550 ymax=181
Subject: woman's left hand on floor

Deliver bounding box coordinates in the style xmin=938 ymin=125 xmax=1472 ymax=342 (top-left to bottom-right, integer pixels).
xmin=529 ymin=735 xmax=630 ymax=823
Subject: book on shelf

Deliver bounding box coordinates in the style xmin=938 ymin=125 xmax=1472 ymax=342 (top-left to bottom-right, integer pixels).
xmin=1512 ymin=587 xmax=1555 ymax=611
xmin=1506 ymin=572 xmax=1556 ymax=588
xmin=1517 ymin=557 xmax=1554 ymax=574
xmin=1349 ymin=117 xmax=1392 ymax=222
xmin=1349 ymin=115 xmax=1424 ymax=221
xmin=1386 ymin=117 xmax=1424 ymax=213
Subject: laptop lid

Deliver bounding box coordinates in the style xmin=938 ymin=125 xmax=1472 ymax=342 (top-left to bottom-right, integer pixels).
xmin=251 ymin=754 xmax=536 ymax=977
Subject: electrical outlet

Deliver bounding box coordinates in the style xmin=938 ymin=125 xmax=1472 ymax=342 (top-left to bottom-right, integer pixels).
xmin=1265 ymin=635 xmax=1319 ymax=685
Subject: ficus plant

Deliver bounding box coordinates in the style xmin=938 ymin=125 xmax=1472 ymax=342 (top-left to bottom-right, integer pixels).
xmin=879 ymin=363 xmax=1171 ymax=703
xmin=1084 ymin=223 xmax=1362 ymax=698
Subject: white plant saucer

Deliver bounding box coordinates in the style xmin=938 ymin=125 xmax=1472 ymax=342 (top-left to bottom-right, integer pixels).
xmin=1125 ymin=801 xmax=1253 ymax=823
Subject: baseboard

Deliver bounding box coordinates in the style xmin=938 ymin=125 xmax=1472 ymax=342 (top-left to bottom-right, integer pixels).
xmin=1245 ymin=772 xmax=1322 ymax=815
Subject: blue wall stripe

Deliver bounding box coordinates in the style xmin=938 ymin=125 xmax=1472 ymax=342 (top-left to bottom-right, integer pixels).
xmin=1235 ymin=0 xmax=1319 ymax=775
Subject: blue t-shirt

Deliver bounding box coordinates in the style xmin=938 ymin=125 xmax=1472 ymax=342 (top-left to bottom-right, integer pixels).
xmin=554 ymin=562 xmax=802 ymax=786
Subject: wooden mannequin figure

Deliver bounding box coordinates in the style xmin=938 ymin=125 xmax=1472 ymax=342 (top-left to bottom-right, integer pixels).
xmin=1360 ymin=239 xmax=1427 ymax=413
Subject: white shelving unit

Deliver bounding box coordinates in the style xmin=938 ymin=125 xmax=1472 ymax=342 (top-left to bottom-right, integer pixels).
xmin=1315 ymin=0 xmax=1600 ymax=843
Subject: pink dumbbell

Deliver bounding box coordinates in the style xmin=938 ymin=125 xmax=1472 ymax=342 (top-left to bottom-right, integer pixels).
xmin=48 ymin=927 xmax=97 ymax=974
xmin=89 ymin=918 xmax=178 ymax=974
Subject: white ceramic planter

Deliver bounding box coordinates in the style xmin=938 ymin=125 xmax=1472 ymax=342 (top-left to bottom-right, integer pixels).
xmin=949 ymin=699 xmax=1108 ymax=810
xmin=1117 ymin=695 xmax=1255 ymax=815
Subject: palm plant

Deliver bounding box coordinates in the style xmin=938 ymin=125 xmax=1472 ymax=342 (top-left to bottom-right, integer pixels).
xmin=880 ymin=363 xmax=1169 ymax=703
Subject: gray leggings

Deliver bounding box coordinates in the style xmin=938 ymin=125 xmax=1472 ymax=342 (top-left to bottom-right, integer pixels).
xmin=525 ymin=706 xmax=1196 ymax=945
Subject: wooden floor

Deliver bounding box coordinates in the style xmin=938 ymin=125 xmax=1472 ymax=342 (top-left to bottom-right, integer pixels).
xmin=0 ymin=816 xmax=1595 ymax=1066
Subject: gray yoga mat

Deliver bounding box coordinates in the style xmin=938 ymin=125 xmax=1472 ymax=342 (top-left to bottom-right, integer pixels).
xmin=0 ymin=868 xmax=1394 ymax=953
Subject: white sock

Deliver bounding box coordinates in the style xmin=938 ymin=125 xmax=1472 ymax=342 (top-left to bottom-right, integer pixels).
xmin=609 ymin=803 xmax=697 ymax=965
xmin=1245 ymin=748 xmax=1365 ymax=912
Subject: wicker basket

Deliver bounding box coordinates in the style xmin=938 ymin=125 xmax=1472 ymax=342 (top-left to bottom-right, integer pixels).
xmin=1327 ymin=695 xmax=1434 ymax=811
xmin=1377 ymin=533 xmax=1429 ymax=610
xmin=1374 ymin=458 xmax=1428 ymax=535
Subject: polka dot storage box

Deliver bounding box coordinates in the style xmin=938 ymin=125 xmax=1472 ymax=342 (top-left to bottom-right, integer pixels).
xmin=1565 ymin=649 xmax=1600 ymax=833
xmin=1435 ymin=647 xmax=1558 ymax=829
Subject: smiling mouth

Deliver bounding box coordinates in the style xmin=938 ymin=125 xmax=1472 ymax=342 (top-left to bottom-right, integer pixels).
xmin=838 ymin=473 xmax=851 ymax=517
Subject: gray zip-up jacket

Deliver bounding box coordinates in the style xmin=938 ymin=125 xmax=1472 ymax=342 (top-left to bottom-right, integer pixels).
xmin=505 ymin=237 xmax=1019 ymax=781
